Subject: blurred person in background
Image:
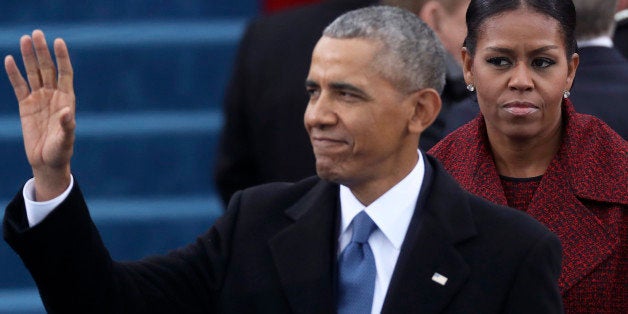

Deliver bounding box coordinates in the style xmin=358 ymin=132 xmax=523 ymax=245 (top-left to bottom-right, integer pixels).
xmin=569 ymin=0 xmax=628 ymax=138
xmin=264 ymin=0 xmax=322 ymax=12
xmin=614 ymin=0 xmax=628 ymax=58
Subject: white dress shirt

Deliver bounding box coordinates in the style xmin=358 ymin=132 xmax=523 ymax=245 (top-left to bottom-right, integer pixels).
xmin=24 ymin=175 xmax=74 ymax=227
xmin=338 ymin=152 xmax=425 ymax=314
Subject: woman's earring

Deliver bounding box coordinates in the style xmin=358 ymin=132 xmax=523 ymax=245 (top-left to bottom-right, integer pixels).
xmin=563 ymin=90 xmax=570 ymax=99
xmin=466 ymin=84 xmax=475 ymax=92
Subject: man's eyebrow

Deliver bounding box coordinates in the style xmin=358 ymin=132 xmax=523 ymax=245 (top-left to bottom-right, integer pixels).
xmin=305 ymin=80 xmax=319 ymax=89
xmin=304 ymin=80 xmax=372 ymax=100
xmin=329 ymin=82 xmax=370 ymax=98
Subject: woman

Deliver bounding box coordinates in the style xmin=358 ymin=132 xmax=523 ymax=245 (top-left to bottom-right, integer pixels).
xmin=429 ymin=0 xmax=627 ymax=312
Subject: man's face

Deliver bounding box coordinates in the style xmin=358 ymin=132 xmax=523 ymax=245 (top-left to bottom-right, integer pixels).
xmin=437 ymin=0 xmax=470 ymax=65
xmin=419 ymin=0 xmax=470 ymax=66
xmin=304 ymin=37 xmax=417 ymax=190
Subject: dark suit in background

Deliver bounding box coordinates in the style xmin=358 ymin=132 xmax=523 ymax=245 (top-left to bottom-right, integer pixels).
xmin=614 ymin=11 xmax=628 ymax=58
xmin=214 ymin=0 xmax=375 ymax=205
xmin=569 ymin=46 xmax=628 ymax=138
xmin=3 ymin=155 xmax=564 ymax=313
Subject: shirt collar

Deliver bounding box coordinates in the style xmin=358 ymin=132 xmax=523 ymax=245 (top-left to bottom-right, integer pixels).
xmin=339 ymin=151 xmax=425 ymax=250
xmin=577 ymin=36 xmax=613 ymax=48
xmin=616 ymin=9 xmax=628 ymax=22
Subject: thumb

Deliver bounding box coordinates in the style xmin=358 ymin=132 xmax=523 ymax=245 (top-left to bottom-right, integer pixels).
xmin=59 ymin=107 xmax=76 ymax=134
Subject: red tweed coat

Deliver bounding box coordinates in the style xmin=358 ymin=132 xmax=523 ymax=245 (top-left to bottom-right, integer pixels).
xmin=429 ymin=100 xmax=627 ymax=313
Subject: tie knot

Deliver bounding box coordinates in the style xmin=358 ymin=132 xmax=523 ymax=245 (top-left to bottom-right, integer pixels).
xmin=351 ymin=211 xmax=377 ymax=244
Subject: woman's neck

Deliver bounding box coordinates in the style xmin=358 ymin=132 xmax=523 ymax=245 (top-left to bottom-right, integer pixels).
xmin=487 ymin=126 xmax=562 ymax=178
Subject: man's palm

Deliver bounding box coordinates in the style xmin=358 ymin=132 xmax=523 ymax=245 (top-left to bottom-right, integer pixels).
xmin=19 ymin=87 xmax=75 ymax=170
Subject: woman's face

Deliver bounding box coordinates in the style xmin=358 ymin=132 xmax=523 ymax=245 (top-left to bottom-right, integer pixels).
xmin=462 ymin=8 xmax=579 ymax=141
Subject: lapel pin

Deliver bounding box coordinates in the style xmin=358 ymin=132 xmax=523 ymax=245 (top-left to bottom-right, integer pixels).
xmin=431 ymin=272 xmax=448 ymax=286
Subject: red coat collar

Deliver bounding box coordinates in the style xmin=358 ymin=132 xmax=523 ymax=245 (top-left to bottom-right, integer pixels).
xmin=558 ymin=99 xmax=627 ymax=204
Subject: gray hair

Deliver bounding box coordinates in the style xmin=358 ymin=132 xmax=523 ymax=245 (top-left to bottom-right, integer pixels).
xmin=573 ymin=0 xmax=618 ymax=40
xmin=323 ymin=5 xmax=446 ymax=94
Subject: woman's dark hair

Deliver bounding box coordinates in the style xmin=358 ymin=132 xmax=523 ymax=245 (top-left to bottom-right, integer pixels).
xmin=464 ymin=0 xmax=577 ymax=58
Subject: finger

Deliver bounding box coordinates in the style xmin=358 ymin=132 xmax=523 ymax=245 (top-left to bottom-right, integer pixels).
xmin=19 ymin=34 xmax=42 ymax=91
xmin=4 ymin=55 xmax=31 ymax=102
xmin=53 ymin=38 xmax=73 ymax=94
xmin=32 ymin=30 xmax=57 ymax=89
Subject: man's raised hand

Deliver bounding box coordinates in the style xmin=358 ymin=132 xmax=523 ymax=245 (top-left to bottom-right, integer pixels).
xmin=4 ymin=30 xmax=75 ymax=201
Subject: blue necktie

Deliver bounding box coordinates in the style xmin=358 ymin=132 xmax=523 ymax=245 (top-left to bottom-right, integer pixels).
xmin=338 ymin=211 xmax=378 ymax=314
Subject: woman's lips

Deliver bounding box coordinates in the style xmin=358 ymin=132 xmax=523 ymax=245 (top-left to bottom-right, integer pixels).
xmin=502 ymin=102 xmax=539 ymax=116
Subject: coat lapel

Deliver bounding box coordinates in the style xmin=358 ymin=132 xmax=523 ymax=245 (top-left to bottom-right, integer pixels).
xmin=525 ymin=112 xmax=621 ymax=293
xmin=382 ymin=156 xmax=476 ymax=314
xmin=268 ymin=179 xmax=339 ymax=314
xmin=444 ymin=118 xmax=508 ymax=206
xmin=527 ymin=165 xmax=618 ymax=292
xmin=468 ymin=126 xmax=509 ymax=206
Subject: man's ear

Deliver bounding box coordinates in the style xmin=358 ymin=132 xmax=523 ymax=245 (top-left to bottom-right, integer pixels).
xmin=407 ymin=88 xmax=442 ymax=135
xmin=418 ymin=1 xmax=441 ymax=32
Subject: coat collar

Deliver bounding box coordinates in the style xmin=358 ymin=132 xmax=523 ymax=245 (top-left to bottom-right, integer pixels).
xmin=526 ymin=152 xmax=619 ymax=292
xmin=382 ymin=155 xmax=476 ymax=313
xmin=559 ymin=100 xmax=628 ymax=205
xmin=268 ymin=179 xmax=339 ymax=314
xmin=545 ymin=101 xmax=626 ymax=291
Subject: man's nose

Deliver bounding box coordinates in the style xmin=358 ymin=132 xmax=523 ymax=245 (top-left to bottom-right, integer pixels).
xmin=304 ymin=91 xmax=337 ymax=129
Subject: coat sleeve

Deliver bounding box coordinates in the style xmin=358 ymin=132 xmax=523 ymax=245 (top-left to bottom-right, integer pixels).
xmin=3 ymin=182 xmax=243 ymax=314
xmin=502 ymin=230 xmax=564 ymax=313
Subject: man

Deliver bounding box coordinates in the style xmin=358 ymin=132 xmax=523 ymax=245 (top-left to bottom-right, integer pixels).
xmin=214 ymin=0 xmax=474 ymax=205
xmin=4 ymin=7 xmax=562 ymax=313
xmin=570 ymin=0 xmax=628 ymax=138
xmin=615 ymin=0 xmax=628 ymax=58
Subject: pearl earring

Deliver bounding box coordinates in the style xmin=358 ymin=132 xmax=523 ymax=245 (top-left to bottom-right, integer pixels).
xmin=563 ymin=90 xmax=570 ymax=99
xmin=466 ymin=84 xmax=475 ymax=92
